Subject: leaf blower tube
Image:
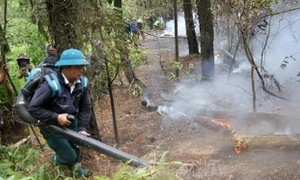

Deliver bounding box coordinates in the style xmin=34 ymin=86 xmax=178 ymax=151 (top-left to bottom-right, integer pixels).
xmin=14 ymin=77 xmax=149 ymax=167
xmin=14 ymin=76 xmax=43 ymax=125
xmin=44 ymin=124 xmax=148 ymax=167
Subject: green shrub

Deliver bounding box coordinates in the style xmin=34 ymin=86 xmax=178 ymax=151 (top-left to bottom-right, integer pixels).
xmin=0 ymin=144 xmax=41 ymax=179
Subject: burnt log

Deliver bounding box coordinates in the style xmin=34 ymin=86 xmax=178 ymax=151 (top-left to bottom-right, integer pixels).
xmin=232 ymin=134 xmax=300 ymax=153
xmin=185 ymin=108 xmax=300 ymax=134
xmin=192 ymin=108 xmax=291 ymax=122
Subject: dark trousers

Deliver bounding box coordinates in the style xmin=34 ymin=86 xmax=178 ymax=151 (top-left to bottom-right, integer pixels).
xmin=41 ymin=120 xmax=80 ymax=169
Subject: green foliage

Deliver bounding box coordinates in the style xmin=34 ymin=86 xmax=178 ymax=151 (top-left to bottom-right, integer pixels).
xmin=0 ymin=144 xmax=41 ymax=179
xmin=93 ymin=176 xmax=110 ymax=180
xmin=180 ymin=60 xmax=196 ymax=76
xmin=167 ymin=72 xmax=176 ymax=80
xmin=124 ymin=0 xmax=173 ymax=19
xmin=218 ymin=0 xmax=279 ymax=33
xmin=0 ymin=145 xmax=85 ymax=179
xmin=189 ymin=61 xmax=194 ymax=70
xmin=0 ymin=59 xmax=27 ymax=105
xmin=129 ymin=47 xmax=147 ymax=68
xmin=4 ymin=0 xmax=46 ymax=66
xmin=0 ymin=86 xmax=9 ymax=104
xmin=170 ymin=60 xmax=183 ymax=71
xmin=95 ymin=151 xmax=182 ymax=180
xmin=0 ymin=144 xmax=182 ymax=179
xmin=130 ymin=84 xmax=143 ymax=97
xmin=0 ymin=0 xmax=48 ymax=105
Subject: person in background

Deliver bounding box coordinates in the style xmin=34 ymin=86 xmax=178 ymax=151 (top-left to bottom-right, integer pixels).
xmin=143 ymin=13 xmax=150 ymax=29
xmin=137 ymin=18 xmax=146 ymax=40
xmin=16 ymin=53 xmax=32 ymax=80
xmin=39 ymin=44 xmax=59 ymax=71
xmin=28 ymin=48 xmax=93 ymax=177
xmin=153 ymin=19 xmax=161 ymax=29
xmin=130 ymin=18 xmax=139 ymax=45
xmin=149 ymin=13 xmax=155 ymax=30
xmin=158 ymin=14 xmax=165 ymax=26
xmin=124 ymin=17 xmax=131 ymax=35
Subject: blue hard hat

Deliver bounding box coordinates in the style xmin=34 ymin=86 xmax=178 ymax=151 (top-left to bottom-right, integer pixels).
xmin=55 ymin=48 xmax=89 ymax=67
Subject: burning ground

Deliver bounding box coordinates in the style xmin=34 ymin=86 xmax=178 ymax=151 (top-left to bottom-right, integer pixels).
xmin=77 ymin=31 xmax=300 ymax=180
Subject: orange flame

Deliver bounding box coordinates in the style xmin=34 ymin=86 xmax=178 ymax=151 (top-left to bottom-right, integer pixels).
xmin=235 ymin=145 xmax=242 ymax=154
xmin=235 ymin=144 xmax=246 ymax=153
xmin=280 ymin=146 xmax=286 ymax=150
xmin=212 ymin=118 xmax=232 ymax=129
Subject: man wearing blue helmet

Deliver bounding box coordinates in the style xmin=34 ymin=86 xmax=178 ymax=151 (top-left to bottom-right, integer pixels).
xmin=28 ymin=48 xmax=93 ymax=177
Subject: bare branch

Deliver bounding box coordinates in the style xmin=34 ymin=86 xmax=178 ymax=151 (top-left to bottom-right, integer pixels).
xmin=265 ymin=6 xmax=300 ymax=18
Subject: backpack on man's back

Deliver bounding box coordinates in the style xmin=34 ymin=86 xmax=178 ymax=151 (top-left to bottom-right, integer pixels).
xmin=14 ymin=66 xmax=88 ymax=125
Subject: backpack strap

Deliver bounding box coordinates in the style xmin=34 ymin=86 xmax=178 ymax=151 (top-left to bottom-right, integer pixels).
xmin=80 ymin=75 xmax=89 ymax=95
xmin=44 ymin=72 xmax=62 ymax=99
xmin=44 ymin=73 xmax=87 ymax=102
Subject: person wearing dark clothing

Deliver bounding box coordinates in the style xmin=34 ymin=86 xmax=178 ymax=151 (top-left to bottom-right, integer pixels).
xmin=28 ymin=48 xmax=93 ymax=177
xmin=130 ymin=18 xmax=139 ymax=45
xmin=39 ymin=44 xmax=59 ymax=71
xmin=124 ymin=17 xmax=131 ymax=35
xmin=149 ymin=13 xmax=156 ymax=30
xmin=130 ymin=18 xmax=138 ymax=34
xmin=16 ymin=53 xmax=32 ymax=80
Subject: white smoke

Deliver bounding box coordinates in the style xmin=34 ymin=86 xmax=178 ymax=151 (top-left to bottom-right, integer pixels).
xmin=250 ymin=10 xmax=300 ymax=111
xmin=253 ymin=11 xmax=300 ymax=81
xmin=162 ymin=11 xmax=200 ymax=37
xmin=154 ymin=8 xmax=300 ymax=134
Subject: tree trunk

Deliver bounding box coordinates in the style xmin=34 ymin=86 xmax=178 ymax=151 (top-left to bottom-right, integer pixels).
xmin=88 ymin=102 xmax=102 ymax=141
xmin=183 ymin=0 xmax=199 ymax=54
xmin=3 ymin=80 xmax=13 ymax=105
xmin=44 ymin=0 xmax=101 ymax=141
xmin=114 ymin=0 xmax=137 ymax=84
xmin=45 ymin=1 xmax=81 ymax=54
xmin=196 ymin=0 xmax=215 ymax=78
xmin=122 ymin=50 xmax=137 ymax=83
xmin=114 ymin=0 xmax=121 ymax=7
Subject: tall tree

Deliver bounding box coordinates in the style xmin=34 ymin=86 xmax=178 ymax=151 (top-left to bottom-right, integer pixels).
xmin=183 ymin=0 xmax=199 ymax=54
xmin=112 ymin=0 xmax=141 ymax=86
xmin=107 ymin=0 xmax=139 ymax=84
xmin=36 ymin=0 xmax=102 ymax=140
xmin=45 ymin=1 xmax=82 ymax=54
xmin=197 ymin=0 xmax=215 ymax=78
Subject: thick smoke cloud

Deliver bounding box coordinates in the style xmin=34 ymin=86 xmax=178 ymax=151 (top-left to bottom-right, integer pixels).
xmin=151 ymin=8 xmax=300 ymax=134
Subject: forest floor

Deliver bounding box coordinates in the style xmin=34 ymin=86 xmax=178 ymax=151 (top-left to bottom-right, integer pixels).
xmin=39 ymin=31 xmax=300 ymax=180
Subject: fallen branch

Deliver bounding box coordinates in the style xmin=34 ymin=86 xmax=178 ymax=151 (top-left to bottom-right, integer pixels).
xmin=149 ymin=161 xmax=195 ymax=168
xmin=12 ymin=136 xmax=30 ymax=148
xmin=232 ymin=134 xmax=300 ymax=153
